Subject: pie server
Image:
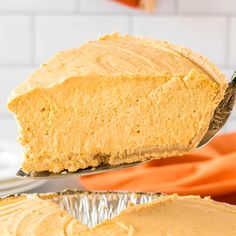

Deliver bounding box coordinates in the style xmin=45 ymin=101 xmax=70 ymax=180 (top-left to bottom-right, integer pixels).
xmin=17 ymin=72 xmax=236 ymax=179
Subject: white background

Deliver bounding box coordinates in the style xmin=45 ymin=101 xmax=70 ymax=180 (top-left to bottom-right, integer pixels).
xmin=0 ymin=0 xmax=236 ymax=142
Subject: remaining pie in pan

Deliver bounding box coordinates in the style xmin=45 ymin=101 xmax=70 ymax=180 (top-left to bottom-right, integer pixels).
xmin=7 ymin=33 xmax=227 ymax=173
xmin=82 ymin=194 xmax=236 ymax=236
xmin=1 ymin=194 xmax=236 ymax=235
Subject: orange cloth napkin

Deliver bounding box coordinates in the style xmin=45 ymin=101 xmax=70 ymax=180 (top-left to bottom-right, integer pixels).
xmin=80 ymin=132 xmax=236 ymax=204
xmin=113 ymin=0 xmax=156 ymax=11
xmin=113 ymin=0 xmax=139 ymax=7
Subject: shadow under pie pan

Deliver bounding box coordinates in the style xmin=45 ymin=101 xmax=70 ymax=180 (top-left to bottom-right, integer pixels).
xmin=2 ymin=190 xmax=162 ymax=228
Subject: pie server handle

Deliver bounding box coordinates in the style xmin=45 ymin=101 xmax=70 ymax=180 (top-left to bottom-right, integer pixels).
xmin=197 ymin=71 xmax=236 ymax=147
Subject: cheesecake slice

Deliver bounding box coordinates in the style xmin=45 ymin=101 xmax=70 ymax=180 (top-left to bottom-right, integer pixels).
xmin=7 ymin=33 xmax=227 ymax=173
xmin=81 ymin=194 xmax=236 ymax=236
xmin=0 ymin=195 xmax=87 ymax=236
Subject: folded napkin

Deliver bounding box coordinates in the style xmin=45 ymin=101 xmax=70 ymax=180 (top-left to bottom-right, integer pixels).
xmin=80 ymin=132 xmax=236 ymax=204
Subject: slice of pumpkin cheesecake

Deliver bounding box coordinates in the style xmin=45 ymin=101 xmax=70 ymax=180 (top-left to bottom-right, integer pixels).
xmin=7 ymin=33 xmax=227 ymax=173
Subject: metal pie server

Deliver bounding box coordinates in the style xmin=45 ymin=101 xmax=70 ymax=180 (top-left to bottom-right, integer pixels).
xmin=17 ymin=72 xmax=236 ymax=179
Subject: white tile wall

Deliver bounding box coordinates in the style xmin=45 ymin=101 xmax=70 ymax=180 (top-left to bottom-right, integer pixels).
xmin=35 ymin=15 xmax=129 ymax=63
xmin=178 ymin=0 xmax=236 ymax=13
xmin=0 ymin=0 xmax=236 ymax=141
xmin=133 ymin=16 xmax=226 ymax=65
xmin=226 ymin=120 xmax=236 ymax=132
xmin=221 ymin=67 xmax=235 ymax=81
xmin=0 ymin=0 xmax=77 ymax=12
xmin=230 ymin=17 xmax=236 ymax=66
xmin=0 ymin=16 xmax=31 ymax=65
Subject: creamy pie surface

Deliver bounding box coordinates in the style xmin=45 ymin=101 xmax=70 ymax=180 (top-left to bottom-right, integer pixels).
xmin=82 ymin=194 xmax=236 ymax=236
xmin=7 ymin=33 xmax=227 ymax=173
xmin=1 ymin=194 xmax=236 ymax=236
xmin=0 ymin=195 xmax=87 ymax=236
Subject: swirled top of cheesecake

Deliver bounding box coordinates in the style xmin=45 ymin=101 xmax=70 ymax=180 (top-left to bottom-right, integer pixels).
xmin=82 ymin=194 xmax=236 ymax=236
xmin=0 ymin=195 xmax=86 ymax=236
xmin=8 ymin=33 xmax=226 ymax=102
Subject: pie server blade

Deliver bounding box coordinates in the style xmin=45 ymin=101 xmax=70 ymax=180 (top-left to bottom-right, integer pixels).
xmin=16 ymin=72 xmax=236 ymax=179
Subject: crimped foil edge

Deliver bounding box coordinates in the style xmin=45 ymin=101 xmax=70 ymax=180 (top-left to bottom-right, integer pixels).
xmin=0 ymin=189 xmax=163 ymax=227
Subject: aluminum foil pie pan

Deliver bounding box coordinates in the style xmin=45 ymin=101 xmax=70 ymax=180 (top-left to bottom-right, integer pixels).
xmin=38 ymin=190 xmax=162 ymax=227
